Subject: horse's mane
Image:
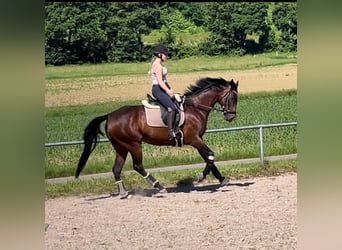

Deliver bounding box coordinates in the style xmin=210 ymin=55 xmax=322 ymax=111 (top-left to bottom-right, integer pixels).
xmin=184 ymin=77 xmax=237 ymax=97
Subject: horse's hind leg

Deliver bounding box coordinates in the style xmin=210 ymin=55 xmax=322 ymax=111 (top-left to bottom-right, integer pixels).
xmin=112 ymin=147 xmax=129 ymax=198
xmin=130 ymin=144 xmax=167 ymax=193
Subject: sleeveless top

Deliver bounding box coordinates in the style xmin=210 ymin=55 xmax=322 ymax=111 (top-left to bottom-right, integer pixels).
xmin=151 ymin=60 xmax=167 ymax=85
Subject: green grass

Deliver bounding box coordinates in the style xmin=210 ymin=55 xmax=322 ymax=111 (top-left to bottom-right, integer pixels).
xmin=45 ymin=159 xmax=296 ymax=199
xmin=45 ymin=52 xmax=297 ymax=80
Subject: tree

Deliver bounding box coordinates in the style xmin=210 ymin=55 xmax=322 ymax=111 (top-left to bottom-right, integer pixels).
xmin=201 ymin=2 xmax=269 ymax=55
xmin=45 ymin=2 xmax=296 ymax=65
xmin=272 ymin=2 xmax=297 ymax=52
xmin=45 ymin=2 xmax=110 ymax=64
xmin=45 ymin=2 xmax=162 ymax=64
xmin=105 ymin=2 xmax=162 ymax=62
xmin=230 ymin=2 xmax=269 ymax=54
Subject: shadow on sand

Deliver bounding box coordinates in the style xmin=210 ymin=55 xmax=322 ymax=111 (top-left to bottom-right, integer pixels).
xmin=85 ymin=177 xmax=255 ymax=200
xmin=166 ymin=177 xmax=254 ymax=194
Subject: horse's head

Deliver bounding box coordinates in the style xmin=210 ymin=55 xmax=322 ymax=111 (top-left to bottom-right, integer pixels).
xmin=218 ymin=79 xmax=239 ymax=122
xmin=184 ymin=77 xmax=239 ymax=122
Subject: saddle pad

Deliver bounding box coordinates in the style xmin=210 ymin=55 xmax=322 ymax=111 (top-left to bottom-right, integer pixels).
xmin=144 ymin=107 xmax=185 ymax=127
xmin=142 ymin=99 xmax=159 ymax=109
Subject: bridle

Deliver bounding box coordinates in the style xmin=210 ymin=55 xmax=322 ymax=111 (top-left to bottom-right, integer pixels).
xmin=220 ymin=88 xmax=238 ymax=116
xmin=185 ymin=86 xmax=237 ymax=115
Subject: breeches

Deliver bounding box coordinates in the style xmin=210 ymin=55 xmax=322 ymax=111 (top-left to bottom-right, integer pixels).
xmin=152 ymin=85 xmax=176 ymax=111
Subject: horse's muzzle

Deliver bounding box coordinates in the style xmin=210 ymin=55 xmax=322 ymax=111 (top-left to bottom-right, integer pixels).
xmin=225 ymin=113 xmax=236 ymax=122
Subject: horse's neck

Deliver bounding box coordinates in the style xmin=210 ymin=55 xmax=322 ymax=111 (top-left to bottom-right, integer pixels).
xmin=191 ymin=90 xmax=218 ymax=108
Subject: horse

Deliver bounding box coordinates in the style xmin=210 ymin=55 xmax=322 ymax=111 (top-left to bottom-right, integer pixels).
xmin=75 ymin=77 xmax=239 ymax=198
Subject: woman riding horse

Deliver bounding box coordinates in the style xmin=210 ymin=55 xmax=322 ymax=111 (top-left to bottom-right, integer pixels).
xmin=76 ymin=73 xmax=239 ymax=198
xmin=150 ymin=45 xmax=177 ymax=140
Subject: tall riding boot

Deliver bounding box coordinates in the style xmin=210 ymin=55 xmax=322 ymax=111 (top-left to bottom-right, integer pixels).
xmin=167 ymin=109 xmax=176 ymax=140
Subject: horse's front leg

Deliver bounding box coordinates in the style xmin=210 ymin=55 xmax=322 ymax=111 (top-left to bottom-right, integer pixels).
xmin=194 ymin=142 xmax=228 ymax=186
xmin=142 ymin=171 xmax=167 ymax=193
xmin=130 ymin=145 xmax=167 ymax=194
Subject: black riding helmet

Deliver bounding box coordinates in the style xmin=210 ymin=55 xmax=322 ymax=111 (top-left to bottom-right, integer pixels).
xmin=153 ymin=45 xmax=168 ymax=57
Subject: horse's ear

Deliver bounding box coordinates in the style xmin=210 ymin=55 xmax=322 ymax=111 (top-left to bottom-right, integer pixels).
xmin=230 ymin=79 xmax=238 ymax=87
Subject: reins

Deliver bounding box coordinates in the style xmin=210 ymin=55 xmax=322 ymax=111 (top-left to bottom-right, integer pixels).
xmin=184 ymin=97 xmax=228 ymax=113
xmin=184 ymin=99 xmax=216 ymax=112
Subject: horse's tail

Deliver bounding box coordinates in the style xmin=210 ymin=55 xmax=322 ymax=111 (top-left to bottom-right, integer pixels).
xmin=75 ymin=114 xmax=108 ymax=178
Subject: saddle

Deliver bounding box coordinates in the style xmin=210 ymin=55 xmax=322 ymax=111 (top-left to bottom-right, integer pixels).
xmin=142 ymin=94 xmax=185 ymax=147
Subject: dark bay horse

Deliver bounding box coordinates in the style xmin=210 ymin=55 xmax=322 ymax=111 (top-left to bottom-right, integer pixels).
xmin=76 ymin=77 xmax=238 ymax=198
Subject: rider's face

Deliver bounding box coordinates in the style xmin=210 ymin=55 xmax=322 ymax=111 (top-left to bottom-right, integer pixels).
xmin=161 ymin=53 xmax=167 ymax=61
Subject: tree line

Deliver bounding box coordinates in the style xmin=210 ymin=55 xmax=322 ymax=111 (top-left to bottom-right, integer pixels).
xmin=45 ymin=2 xmax=297 ymax=65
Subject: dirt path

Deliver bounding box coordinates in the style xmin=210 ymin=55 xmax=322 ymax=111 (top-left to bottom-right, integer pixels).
xmin=45 ymin=173 xmax=297 ymax=249
xmin=45 ymin=64 xmax=297 ymax=107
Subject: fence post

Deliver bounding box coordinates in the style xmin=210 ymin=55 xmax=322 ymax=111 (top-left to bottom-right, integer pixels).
xmin=259 ymin=126 xmax=264 ymax=165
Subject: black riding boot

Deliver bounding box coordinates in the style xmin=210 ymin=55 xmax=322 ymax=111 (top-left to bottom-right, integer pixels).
xmin=167 ymin=109 xmax=176 ymax=140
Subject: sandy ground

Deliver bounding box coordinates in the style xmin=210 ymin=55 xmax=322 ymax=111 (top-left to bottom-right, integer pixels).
xmin=45 ymin=64 xmax=297 ymax=107
xmin=45 ymin=173 xmax=297 ymax=249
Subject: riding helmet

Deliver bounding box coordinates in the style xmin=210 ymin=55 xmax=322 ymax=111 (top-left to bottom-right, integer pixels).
xmin=153 ymin=45 xmax=168 ymax=56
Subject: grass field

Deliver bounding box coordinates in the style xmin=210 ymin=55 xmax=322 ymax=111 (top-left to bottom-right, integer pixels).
xmin=45 ymin=52 xmax=297 ymax=80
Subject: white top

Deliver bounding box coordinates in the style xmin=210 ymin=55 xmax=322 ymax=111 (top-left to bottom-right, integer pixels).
xmin=151 ymin=60 xmax=167 ymax=85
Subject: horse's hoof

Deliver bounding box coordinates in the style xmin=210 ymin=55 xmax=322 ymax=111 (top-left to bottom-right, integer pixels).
xmin=158 ymin=188 xmax=168 ymax=194
xmin=119 ymin=192 xmax=130 ymax=199
xmin=152 ymin=188 xmax=167 ymax=198
xmin=197 ymin=173 xmax=205 ymax=183
xmin=220 ymin=178 xmax=229 ymax=186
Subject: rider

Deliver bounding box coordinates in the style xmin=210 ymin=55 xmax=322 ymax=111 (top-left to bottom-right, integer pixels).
xmin=150 ymin=45 xmax=177 ymax=140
